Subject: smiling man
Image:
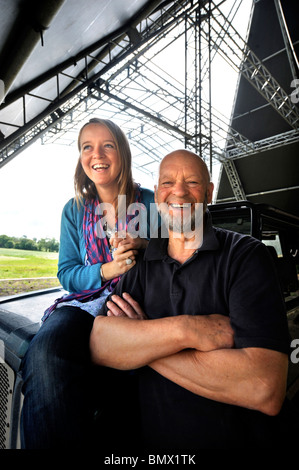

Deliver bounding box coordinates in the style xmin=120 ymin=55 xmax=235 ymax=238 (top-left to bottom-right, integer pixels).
xmin=155 ymin=149 xmax=212 ymax=256
xmin=90 ymin=149 xmax=293 ymax=450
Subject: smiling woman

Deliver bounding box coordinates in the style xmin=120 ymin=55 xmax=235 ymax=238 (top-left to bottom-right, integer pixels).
xmin=79 ymin=123 xmax=121 ymax=196
xmin=68 ymin=118 xmax=153 ymax=287
xmin=75 ymin=118 xmax=136 ymax=209
xmin=21 ymin=117 xmax=156 ymax=449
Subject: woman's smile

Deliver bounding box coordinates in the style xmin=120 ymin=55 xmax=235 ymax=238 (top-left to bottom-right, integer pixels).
xmin=79 ymin=123 xmax=121 ymax=189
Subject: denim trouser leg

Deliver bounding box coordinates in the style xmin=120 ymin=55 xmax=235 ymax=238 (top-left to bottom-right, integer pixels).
xmin=20 ymin=306 xmax=106 ymax=449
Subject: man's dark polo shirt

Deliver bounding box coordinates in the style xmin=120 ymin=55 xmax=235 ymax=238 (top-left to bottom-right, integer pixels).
xmin=100 ymin=212 xmax=291 ymax=449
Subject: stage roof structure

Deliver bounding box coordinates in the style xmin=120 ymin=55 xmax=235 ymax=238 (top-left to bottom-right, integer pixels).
xmin=0 ymin=0 xmax=298 ymax=215
xmin=216 ymin=0 xmax=299 ymax=216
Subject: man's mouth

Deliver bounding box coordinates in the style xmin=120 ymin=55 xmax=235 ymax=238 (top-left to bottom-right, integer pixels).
xmin=169 ymin=203 xmax=192 ymax=210
xmin=169 ymin=203 xmax=190 ymax=208
xmin=92 ymin=163 xmax=110 ymax=171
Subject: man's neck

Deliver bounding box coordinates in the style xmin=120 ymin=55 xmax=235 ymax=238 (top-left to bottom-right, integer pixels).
xmin=167 ymin=232 xmax=199 ymax=264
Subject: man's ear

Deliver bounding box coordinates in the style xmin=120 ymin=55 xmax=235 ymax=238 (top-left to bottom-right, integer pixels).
xmin=206 ymin=182 xmax=214 ymax=204
xmin=154 ymin=185 xmax=158 ymax=204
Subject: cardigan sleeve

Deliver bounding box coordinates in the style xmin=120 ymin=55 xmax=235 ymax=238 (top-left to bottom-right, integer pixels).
xmin=57 ymin=199 xmax=102 ymax=293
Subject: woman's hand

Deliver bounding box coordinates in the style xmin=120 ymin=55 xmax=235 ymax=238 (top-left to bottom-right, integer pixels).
xmin=111 ymin=232 xmax=149 ymax=251
xmin=101 ymin=245 xmax=137 ymax=280
xmin=100 ymin=234 xmax=149 ymax=281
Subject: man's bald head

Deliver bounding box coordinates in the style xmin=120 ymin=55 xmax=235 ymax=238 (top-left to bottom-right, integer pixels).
xmin=158 ymin=149 xmax=211 ymax=185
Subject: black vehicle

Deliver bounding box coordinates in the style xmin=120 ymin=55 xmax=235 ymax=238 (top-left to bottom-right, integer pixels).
xmin=209 ymin=201 xmax=299 ymax=306
xmin=209 ymin=201 xmax=299 ymax=411
xmin=1 ymin=201 xmax=299 ymax=449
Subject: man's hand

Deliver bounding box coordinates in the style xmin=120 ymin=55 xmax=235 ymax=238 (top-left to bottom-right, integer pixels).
xmin=105 ymin=294 xmax=233 ymax=351
xmin=91 ymin=295 xmax=286 ymax=414
xmin=106 ymin=293 xmax=147 ymax=320
xmin=91 ymin=293 xmax=234 ymax=371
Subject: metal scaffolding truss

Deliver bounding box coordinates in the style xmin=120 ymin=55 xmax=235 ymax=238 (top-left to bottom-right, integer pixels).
xmin=0 ymin=0 xmax=298 ymax=197
xmin=0 ymin=1 xmax=237 ymax=167
xmin=0 ymin=0 xmax=196 ymax=170
xmin=209 ymin=1 xmax=299 ymax=130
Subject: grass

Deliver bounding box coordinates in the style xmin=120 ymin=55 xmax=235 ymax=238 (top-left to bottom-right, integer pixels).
xmin=0 ymin=247 xmax=60 ymax=296
xmin=0 ymin=247 xmax=58 ymax=278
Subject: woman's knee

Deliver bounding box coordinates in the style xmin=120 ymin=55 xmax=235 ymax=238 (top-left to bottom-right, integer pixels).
xmin=22 ymin=306 xmax=94 ymax=379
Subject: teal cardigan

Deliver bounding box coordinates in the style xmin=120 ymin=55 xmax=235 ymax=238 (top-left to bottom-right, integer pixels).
xmin=57 ymin=188 xmax=155 ymax=293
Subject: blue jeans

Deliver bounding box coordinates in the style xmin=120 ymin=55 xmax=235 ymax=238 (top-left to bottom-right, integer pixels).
xmin=21 ymin=306 xmax=140 ymax=449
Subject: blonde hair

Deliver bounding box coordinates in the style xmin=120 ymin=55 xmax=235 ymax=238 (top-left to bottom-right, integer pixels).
xmin=74 ymin=118 xmax=136 ymax=208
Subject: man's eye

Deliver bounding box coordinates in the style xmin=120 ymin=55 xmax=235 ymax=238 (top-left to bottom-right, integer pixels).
xmin=161 ymin=181 xmax=172 ymax=186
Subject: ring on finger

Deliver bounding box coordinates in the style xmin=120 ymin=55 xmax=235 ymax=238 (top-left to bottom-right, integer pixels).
xmin=126 ymin=258 xmax=133 ymax=265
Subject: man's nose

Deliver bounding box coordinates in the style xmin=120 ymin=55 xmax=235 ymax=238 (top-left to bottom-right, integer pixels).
xmin=172 ymin=181 xmax=188 ymax=196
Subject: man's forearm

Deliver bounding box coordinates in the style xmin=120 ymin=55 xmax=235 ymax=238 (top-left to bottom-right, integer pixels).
xmin=90 ymin=315 xmax=187 ymax=369
xmin=90 ymin=294 xmax=288 ymax=416
xmin=89 ymin=313 xmax=234 ymax=370
xmin=90 ymin=313 xmax=287 ymax=415
xmin=150 ymin=347 xmax=288 ymax=416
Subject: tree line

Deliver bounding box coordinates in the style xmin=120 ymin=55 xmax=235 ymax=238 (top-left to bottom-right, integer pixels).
xmin=0 ymin=234 xmax=59 ymax=252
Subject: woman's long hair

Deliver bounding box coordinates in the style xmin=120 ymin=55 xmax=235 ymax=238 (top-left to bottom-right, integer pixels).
xmin=74 ymin=118 xmax=136 ymax=208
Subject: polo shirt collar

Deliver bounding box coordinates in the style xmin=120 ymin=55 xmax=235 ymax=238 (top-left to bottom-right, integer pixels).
xmin=145 ymin=209 xmax=220 ymax=261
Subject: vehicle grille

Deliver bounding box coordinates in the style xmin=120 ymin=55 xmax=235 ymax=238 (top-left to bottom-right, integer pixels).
xmin=0 ymin=360 xmax=14 ymax=449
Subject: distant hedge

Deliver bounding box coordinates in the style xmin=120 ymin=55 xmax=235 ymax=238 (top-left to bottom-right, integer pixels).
xmin=0 ymin=234 xmax=59 ymax=252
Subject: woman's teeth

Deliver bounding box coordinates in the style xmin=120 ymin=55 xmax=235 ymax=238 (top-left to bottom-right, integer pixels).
xmin=92 ymin=164 xmax=109 ymax=170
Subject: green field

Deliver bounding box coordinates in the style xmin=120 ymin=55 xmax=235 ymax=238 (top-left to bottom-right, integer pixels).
xmin=0 ymin=248 xmax=60 ymax=296
xmin=0 ymin=247 xmax=58 ymax=278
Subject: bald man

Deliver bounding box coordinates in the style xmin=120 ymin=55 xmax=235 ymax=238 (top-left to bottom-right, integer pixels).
xmin=90 ymin=150 xmax=293 ymax=449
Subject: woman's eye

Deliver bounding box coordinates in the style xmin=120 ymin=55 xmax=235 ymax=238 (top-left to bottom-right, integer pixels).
xmin=82 ymin=145 xmax=92 ymax=151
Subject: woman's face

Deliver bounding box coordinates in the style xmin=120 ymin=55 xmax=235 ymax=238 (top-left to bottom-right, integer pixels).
xmin=79 ymin=123 xmax=121 ymax=191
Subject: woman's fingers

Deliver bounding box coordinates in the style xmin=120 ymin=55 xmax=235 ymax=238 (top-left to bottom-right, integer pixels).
xmin=111 ymin=233 xmax=147 ymax=251
xmin=113 ymin=247 xmax=138 ymax=266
